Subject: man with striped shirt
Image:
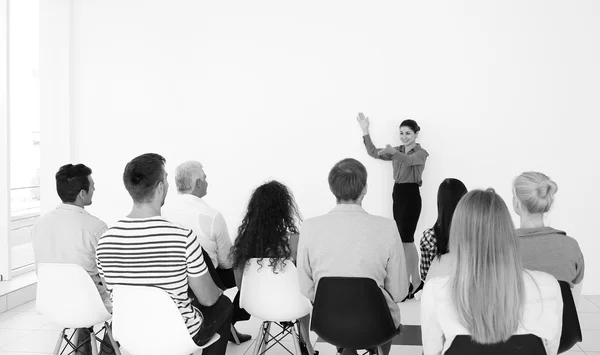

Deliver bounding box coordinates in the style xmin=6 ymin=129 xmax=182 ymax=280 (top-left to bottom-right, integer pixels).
xmin=96 ymin=153 xmax=232 ymax=355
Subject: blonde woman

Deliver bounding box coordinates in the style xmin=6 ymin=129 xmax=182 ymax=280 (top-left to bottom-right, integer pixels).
xmin=513 ymin=172 xmax=585 ymax=302
xmin=421 ymin=189 xmax=563 ymax=355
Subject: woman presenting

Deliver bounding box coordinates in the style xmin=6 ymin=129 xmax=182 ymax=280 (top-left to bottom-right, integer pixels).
xmin=357 ymin=112 xmax=428 ymax=300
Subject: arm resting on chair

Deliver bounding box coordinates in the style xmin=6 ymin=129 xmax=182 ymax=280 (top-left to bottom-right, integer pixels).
xmin=188 ymin=273 xmax=222 ymax=307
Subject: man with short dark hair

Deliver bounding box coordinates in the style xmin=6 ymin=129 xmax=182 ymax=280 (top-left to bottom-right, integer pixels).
xmin=96 ymin=153 xmax=233 ymax=355
xmin=32 ymin=163 xmax=115 ymax=354
xmin=297 ymin=158 xmax=409 ymax=355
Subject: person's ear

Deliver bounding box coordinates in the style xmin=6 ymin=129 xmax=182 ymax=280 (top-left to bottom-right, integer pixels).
xmin=78 ymin=189 xmax=86 ymax=200
xmin=195 ymin=178 xmax=203 ymax=188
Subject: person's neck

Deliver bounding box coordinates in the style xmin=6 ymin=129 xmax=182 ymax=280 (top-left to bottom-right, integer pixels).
xmin=127 ymin=203 xmax=161 ymax=219
xmin=338 ymin=200 xmax=362 ymax=206
xmin=520 ymin=213 xmax=545 ymax=229
xmin=190 ymin=189 xmax=206 ymax=199
xmin=65 ymin=201 xmax=85 ymax=209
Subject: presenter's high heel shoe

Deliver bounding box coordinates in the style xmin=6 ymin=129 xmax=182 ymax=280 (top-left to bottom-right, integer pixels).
xmin=401 ymin=282 xmax=414 ymax=302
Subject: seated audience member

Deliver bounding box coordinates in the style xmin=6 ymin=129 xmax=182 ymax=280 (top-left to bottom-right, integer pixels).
xmin=419 ymin=178 xmax=467 ymax=287
xmin=32 ymin=163 xmax=115 ymax=355
xmin=421 ymin=189 xmax=563 ymax=355
xmin=162 ymin=161 xmax=250 ymax=343
xmin=230 ymin=180 xmax=316 ymax=355
xmin=513 ymin=172 xmax=585 ymax=299
xmin=297 ymin=158 xmax=409 ymax=355
xmin=96 ymin=153 xmax=232 ymax=355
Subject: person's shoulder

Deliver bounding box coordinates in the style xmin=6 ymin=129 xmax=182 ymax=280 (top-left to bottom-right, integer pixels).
xmin=424 ymin=274 xmax=452 ymax=295
xmin=415 ymin=144 xmax=429 ymax=155
xmin=523 ymin=269 xmax=562 ymax=301
xmin=83 ymin=212 xmax=108 ymax=233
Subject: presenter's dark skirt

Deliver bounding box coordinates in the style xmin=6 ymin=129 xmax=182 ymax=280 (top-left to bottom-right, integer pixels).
xmin=392 ymin=183 xmax=422 ymax=243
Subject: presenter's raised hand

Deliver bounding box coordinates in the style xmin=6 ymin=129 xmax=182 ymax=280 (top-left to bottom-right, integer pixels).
xmin=357 ymin=112 xmax=370 ymax=135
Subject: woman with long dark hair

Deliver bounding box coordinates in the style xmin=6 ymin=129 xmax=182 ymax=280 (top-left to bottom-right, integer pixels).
xmin=420 ymin=189 xmax=563 ymax=355
xmin=230 ymin=180 xmax=315 ymax=355
xmin=419 ymin=178 xmax=467 ymax=285
xmin=357 ymin=112 xmax=429 ymax=300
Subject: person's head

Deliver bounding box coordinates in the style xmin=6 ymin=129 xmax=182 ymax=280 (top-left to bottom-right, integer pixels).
xmin=123 ymin=153 xmax=168 ymax=207
xmin=399 ymin=119 xmax=420 ymax=146
xmin=230 ymin=180 xmax=301 ymax=273
xmin=55 ymin=164 xmax=94 ymax=207
xmin=433 ymin=178 xmax=468 ymax=257
xmin=512 ymin=171 xmax=558 ymax=217
xmin=449 ymin=189 xmax=524 ymax=344
xmin=174 ymin=161 xmax=208 ymax=198
xmin=328 ymin=158 xmax=367 ymax=204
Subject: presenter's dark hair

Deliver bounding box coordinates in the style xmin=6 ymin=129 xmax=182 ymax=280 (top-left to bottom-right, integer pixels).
xmin=123 ymin=153 xmax=166 ymax=203
xmin=55 ymin=164 xmax=92 ymax=203
xmin=328 ymin=158 xmax=367 ymax=202
xmin=400 ymin=119 xmax=420 ymax=133
xmin=434 ymin=178 xmax=468 ymax=258
xmin=231 ymin=180 xmax=301 ymax=272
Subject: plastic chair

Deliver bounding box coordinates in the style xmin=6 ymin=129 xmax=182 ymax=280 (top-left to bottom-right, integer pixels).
xmin=558 ymin=280 xmax=583 ymax=353
xmin=240 ymin=258 xmax=313 ymax=355
xmin=445 ymin=334 xmax=546 ymax=355
xmin=310 ymin=277 xmax=399 ymax=355
xmin=111 ymin=285 xmax=220 ymax=355
xmin=35 ymin=262 xmax=121 ymax=355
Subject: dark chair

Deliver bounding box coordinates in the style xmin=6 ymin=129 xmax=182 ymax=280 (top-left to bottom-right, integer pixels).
xmin=445 ymin=334 xmax=546 ymax=355
xmin=310 ymin=277 xmax=399 ymax=355
xmin=558 ymin=280 xmax=583 ymax=353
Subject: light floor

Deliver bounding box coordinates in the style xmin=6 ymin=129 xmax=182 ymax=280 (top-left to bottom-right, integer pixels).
xmin=0 ymin=292 xmax=599 ymax=355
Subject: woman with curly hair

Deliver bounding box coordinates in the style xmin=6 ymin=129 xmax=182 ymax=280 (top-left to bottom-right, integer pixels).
xmin=230 ymin=180 xmax=315 ymax=355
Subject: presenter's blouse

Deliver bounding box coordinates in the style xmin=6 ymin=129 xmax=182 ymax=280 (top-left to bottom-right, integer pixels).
xmin=363 ymin=134 xmax=429 ymax=185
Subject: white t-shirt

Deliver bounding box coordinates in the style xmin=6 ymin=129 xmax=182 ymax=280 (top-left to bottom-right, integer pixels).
xmin=421 ymin=270 xmax=563 ymax=355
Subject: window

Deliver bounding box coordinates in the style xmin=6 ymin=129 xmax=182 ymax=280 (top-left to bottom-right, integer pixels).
xmin=8 ymin=0 xmax=40 ymax=273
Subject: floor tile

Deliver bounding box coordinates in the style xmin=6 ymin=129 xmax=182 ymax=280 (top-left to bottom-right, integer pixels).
xmin=578 ymin=296 xmax=600 ymax=313
xmin=560 ymin=348 xmax=584 ymax=354
xmin=398 ymin=299 xmax=421 ymax=325
xmin=0 ymin=312 xmax=50 ymax=330
xmin=579 ymin=313 xmax=600 ymax=330
xmin=0 ymin=352 xmax=48 ymax=355
xmin=389 ymin=345 xmax=423 ymax=355
xmin=0 ymin=311 xmax=19 ymax=323
xmin=226 ymin=338 xmax=258 ymax=355
xmin=579 ymin=330 xmax=600 ymax=352
xmin=0 ymin=329 xmax=31 ymax=348
xmin=0 ymin=329 xmax=59 ymax=353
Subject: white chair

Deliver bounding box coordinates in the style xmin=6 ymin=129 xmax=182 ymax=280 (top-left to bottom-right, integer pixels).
xmin=36 ymin=262 xmax=121 ymax=355
xmin=572 ymin=281 xmax=583 ymax=308
xmin=111 ymin=285 xmax=220 ymax=355
xmin=240 ymin=258 xmax=314 ymax=355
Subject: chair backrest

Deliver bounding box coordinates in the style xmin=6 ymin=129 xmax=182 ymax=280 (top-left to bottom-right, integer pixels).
xmin=445 ymin=334 xmax=546 ymax=355
xmin=240 ymin=258 xmax=312 ymax=322
xmin=112 ymin=285 xmax=203 ymax=355
xmin=558 ymin=280 xmax=583 ymax=353
xmin=310 ymin=277 xmax=398 ymax=350
xmin=36 ymin=262 xmax=111 ymax=328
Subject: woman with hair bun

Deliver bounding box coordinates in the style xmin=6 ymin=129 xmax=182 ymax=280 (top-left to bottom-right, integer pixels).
xmin=512 ymin=172 xmax=585 ymax=295
xmin=357 ymin=112 xmax=429 ymax=300
xmin=421 ymin=189 xmax=563 ymax=355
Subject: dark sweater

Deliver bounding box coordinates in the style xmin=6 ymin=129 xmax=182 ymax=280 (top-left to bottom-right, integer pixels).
xmin=516 ymin=226 xmax=585 ymax=286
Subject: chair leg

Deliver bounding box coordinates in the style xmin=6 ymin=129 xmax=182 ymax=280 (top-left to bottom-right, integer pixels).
xmin=290 ymin=325 xmax=302 ymax=355
xmin=260 ymin=322 xmax=271 ymax=355
xmin=52 ymin=329 xmax=65 ymax=355
xmin=296 ymin=319 xmax=315 ymax=355
xmin=105 ymin=322 xmax=122 ymax=355
xmin=231 ymin=324 xmax=241 ymax=344
xmin=252 ymin=322 xmax=267 ymax=355
xmin=376 ymin=346 xmax=383 ymax=355
xmin=336 ymin=348 xmax=344 ymax=355
xmin=90 ymin=328 xmax=99 ymax=355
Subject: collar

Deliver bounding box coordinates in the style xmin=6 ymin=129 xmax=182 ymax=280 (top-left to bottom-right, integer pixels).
xmin=57 ymin=203 xmax=87 ymax=214
xmin=401 ymin=143 xmax=422 ymax=154
xmin=330 ymin=204 xmax=367 ymax=214
xmin=175 ymin=193 xmax=209 ymax=206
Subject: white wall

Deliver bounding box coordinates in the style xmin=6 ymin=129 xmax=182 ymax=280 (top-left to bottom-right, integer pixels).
xmin=54 ymin=1 xmax=600 ymax=293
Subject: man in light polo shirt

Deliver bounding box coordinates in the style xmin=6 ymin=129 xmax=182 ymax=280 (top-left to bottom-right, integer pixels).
xmin=162 ymin=160 xmax=251 ymax=343
xmin=32 ymin=163 xmax=115 ymax=354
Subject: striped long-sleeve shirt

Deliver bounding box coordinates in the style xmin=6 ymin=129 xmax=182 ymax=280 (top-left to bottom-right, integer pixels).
xmin=96 ymin=216 xmax=207 ymax=336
